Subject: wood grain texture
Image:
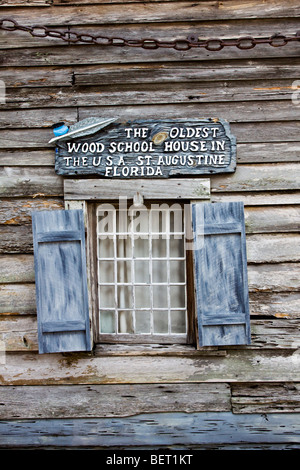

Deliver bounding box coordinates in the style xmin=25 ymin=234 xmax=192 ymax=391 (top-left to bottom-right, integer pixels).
xmin=32 ymin=209 xmax=91 ymax=353
xmin=1 ymin=1 xmax=299 ymax=25
xmin=0 ymin=349 xmax=299 ymax=384
xmin=192 ymin=202 xmax=251 ymax=346
xmin=0 ymin=412 xmax=299 ymax=449
xmin=3 ymin=82 xmax=297 ymax=109
xmin=231 ymin=383 xmax=300 ymax=414
xmin=0 ymin=383 xmax=231 ymax=419
xmin=0 ymin=198 xmax=64 ymax=224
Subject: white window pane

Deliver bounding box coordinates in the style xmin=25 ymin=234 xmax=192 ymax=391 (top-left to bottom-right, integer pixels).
xmin=98 ymin=237 xmax=114 ymax=258
xmin=135 ymin=286 xmax=151 ymax=308
xmin=153 ymin=310 xmax=168 ymax=333
xmin=153 ymin=285 xmax=168 ymax=308
xmin=99 ymin=285 xmax=115 ymax=308
xmin=134 ymin=238 xmax=149 ymax=257
xmin=169 ymin=206 xmax=184 ymax=233
xmin=171 ymin=310 xmax=186 ymax=333
xmin=116 ymin=236 xmax=132 ymax=258
xmin=152 ymin=260 xmax=168 ymax=283
xmin=170 ymin=235 xmax=185 ymax=257
xmin=117 ymin=261 xmax=131 ymax=283
xmin=99 ymin=261 xmax=114 ymax=283
xmin=100 ymin=311 xmax=115 ymax=333
xmin=170 ymin=286 xmax=185 ymax=308
xmin=135 ymin=311 xmax=151 ymax=334
xmin=169 ymin=260 xmax=185 ymax=283
xmin=118 ymin=310 xmax=134 ymax=333
xmin=152 ymin=237 xmax=166 ymax=257
xmin=118 ymin=286 xmax=133 ymax=309
xmin=135 ymin=260 xmax=150 ymax=283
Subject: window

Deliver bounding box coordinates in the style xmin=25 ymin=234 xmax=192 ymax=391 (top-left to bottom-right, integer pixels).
xmin=95 ymin=201 xmax=194 ymax=344
xmin=32 ymin=186 xmax=251 ymax=353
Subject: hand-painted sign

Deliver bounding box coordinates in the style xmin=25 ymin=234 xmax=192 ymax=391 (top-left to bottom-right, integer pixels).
xmin=54 ymin=118 xmax=236 ymax=178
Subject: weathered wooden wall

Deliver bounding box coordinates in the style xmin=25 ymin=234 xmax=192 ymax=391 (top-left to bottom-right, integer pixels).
xmin=0 ymin=0 xmax=299 ymax=449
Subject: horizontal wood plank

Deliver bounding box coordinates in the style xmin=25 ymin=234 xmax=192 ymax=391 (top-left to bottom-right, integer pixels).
xmin=0 ymin=412 xmax=299 ymax=449
xmin=244 ymin=206 xmax=300 ymax=234
xmin=0 ymin=174 xmax=63 ymax=197
xmin=3 ymin=81 xmax=297 ymax=109
xmin=0 ymin=255 xmax=35 ymax=283
xmin=1 ymin=2 xmax=299 ymax=26
xmin=210 ymin=163 xmax=300 ymax=192
xmin=64 ymin=178 xmax=211 ymax=201
xmin=0 ymin=150 xmax=54 ymax=166
xmin=2 ymin=18 xmax=300 ymax=51
xmin=0 ymin=108 xmax=77 ymax=129
xmin=78 ymin=101 xmax=300 ymax=124
xmin=0 ymin=383 xmax=231 ymax=419
xmin=0 ymin=349 xmax=299 ymax=384
xmin=231 ymin=383 xmax=300 ymax=414
xmin=0 ymin=198 xmax=63 ymax=224
xmin=211 ymin=192 xmax=300 ymax=206
xmin=74 ymin=58 xmax=300 ymax=86
xmin=247 ymin=263 xmax=300 ymax=292
xmin=2 ymin=102 xmax=300 ymax=128
xmin=246 ymin=234 xmax=300 ymax=264
xmin=1 ymin=42 xmax=299 ymax=67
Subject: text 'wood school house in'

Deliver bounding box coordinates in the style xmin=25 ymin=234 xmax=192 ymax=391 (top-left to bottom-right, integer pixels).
xmin=0 ymin=0 xmax=299 ymax=450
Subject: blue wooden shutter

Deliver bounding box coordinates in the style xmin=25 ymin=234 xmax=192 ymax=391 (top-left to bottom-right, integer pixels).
xmin=32 ymin=209 xmax=91 ymax=354
xmin=192 ymin=202 xmax=251 ymax=346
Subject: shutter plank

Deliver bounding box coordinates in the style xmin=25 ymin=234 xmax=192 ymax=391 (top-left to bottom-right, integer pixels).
xmin=32 ymin=210 xmax=91 ymax=354
xmin=192 ymin=202 xmax=251 ymax=347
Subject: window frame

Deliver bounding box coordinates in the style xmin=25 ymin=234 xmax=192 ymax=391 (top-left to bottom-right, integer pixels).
xmin=64 ymin=177 xmax=211 ymax=349
xmin=88 ymin=199 xmax=196 ymax=345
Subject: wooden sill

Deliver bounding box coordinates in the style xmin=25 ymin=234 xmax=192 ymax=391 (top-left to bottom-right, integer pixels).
xmin=94 ymin=343 xmax=227 ymax=357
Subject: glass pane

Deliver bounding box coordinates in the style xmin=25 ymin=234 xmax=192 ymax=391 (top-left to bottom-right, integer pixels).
xmin=98 ymin=237 xmax=114 ymax=258
xmin=171 ymin=310 xmax=186 ymax=333
xmin=134 ymin=238 xmax=149 ymax=257
xmin=153 ymin=285 xmax=168 ymax=308
xmin=118 ymin=310 xmax=134 ymax=333
xmin=153 ymin=310 xmax=168 ymax=333
xmin=135 ymin=310 xmax=151 ymax=334
xmin=135 ymin=260 xmax=150 ymax=283
xmin=170 ymin=286 xmax=185 ymax=308
xmin=99 ymin=285 xmax=115 ymax=308
xmin=117 ymin=285 xmax=132 ymax=309
xmin=117 ymin=260 xmax=131 ymax=283
xmin=169 ymin=206 xmax=184 ymax=233
xmin=135 ymin=286 xmax=151 ymax=308
xmin=169 ymin=260 xmax=185 ymax=283
xmin=100 ymin=311 xmax=115 ymax=333
xmin=169 ymin=235 xmax=185 ymax=258
xmin=97 ymin=207 xmax=115 ymax=234
xmin=116 ymin=236 xmax=132 ymax=258
xmin=151 ymin=209 xmax=168 ymax=234
xmin=99 ymin=260 xmax=115 ymax=283
xmin=116 ymin=209 xmax=130 ymax=234
xmin=152 ymin=237 xmax=166 ymax=257
xmin=152 ymin=260 xmax=167 ymax=283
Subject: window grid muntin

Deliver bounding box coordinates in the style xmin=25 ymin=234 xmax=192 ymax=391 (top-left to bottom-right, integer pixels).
xmin=97 ymin=205 xmax=187 ymax=337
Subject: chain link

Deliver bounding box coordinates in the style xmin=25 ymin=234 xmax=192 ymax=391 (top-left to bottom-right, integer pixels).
xmin=0 ymin=17 xmax=299 ymax=51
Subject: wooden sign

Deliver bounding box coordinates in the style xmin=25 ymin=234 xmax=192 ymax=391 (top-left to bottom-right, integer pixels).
xmin=55 ymin=118 xmax=236 ymax=178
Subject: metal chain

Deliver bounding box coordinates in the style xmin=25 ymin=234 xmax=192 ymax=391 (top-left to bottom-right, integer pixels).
xmin=0 ymin=17 xmax=299 ymax=51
